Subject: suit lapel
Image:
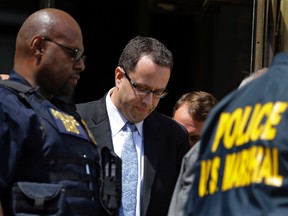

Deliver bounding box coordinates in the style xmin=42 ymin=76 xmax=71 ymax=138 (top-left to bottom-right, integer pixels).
xmin=87 ymin=96 xmax=114 ymax=151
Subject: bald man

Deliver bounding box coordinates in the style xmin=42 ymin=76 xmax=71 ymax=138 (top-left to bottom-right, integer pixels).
xmin=0 ymin=8 xmax=102 ymax=215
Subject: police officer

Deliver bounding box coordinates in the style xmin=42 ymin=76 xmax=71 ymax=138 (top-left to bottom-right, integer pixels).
xmin=0 ymin=8 xmax=102 ymax=215
xmin=185 ymin=52 xmax=288 ymax=216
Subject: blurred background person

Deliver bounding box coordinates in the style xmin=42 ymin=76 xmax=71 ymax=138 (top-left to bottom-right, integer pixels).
xmin=172 ymin=91 xmax=218 ymax=148
xmin=168 ymin=90 xmax=218 ymax=216
xmin=238 ymin=67 xmax=268 ymax=89
xmin=169 ymin=68 xmax=267 ymax=216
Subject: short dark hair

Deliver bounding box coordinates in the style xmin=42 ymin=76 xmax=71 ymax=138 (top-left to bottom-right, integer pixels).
xmin=118 ymin=36 xmax=173 ymax=73
xmin=173 ymin=91 xmax=218 ymax=122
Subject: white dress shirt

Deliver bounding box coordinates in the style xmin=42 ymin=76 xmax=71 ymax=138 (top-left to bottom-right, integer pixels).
xmin=106 ymin=88 xmax=144 ymax=216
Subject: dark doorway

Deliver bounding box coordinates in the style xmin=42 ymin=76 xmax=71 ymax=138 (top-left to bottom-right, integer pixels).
xmin=0 ymin=0 xmax=253 ymax=116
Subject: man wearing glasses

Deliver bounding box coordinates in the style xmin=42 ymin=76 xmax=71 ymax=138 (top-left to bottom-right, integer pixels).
xmin=77 ymin=36 xmax=190 ymax=216
xmin=0 ymin=8 xmax=101 ymax=216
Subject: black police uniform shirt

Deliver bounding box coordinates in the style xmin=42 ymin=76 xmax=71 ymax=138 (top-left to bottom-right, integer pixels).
xmin=186 ymin=52 xmax=288 ymax=216
xmin=0 ymin=71 xmax=101 ymax=215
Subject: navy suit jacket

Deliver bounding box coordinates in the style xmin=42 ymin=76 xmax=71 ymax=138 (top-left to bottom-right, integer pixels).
xmin=77 ymin=95 xmax=190 ymax=216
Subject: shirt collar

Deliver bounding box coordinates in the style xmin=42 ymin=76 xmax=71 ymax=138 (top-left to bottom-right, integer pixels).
xmin=106 ymin=88 xmax=143 ymax=137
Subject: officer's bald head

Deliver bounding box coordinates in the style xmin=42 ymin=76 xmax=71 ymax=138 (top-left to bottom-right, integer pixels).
xmin=15 ymin=8 xmax=82 ymax=59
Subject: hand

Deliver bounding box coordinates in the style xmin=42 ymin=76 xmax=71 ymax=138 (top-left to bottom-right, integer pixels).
xmin=0 ymin=74 xmax=9 ymax=80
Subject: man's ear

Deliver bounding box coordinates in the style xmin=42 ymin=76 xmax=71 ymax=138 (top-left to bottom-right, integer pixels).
xmin=31 ymin=36 xmax=44 ymax=56
xmin=115 ymin=66 xmax=124 ymax=86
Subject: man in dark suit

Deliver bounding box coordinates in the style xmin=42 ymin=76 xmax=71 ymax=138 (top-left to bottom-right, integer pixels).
xmin=77 ymin=36 xmax=190 ymax=216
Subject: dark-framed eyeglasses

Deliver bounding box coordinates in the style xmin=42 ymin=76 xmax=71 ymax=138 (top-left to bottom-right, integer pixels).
xmin=122 ymin=67 xmax=168 ymax=99
xmin=41 ymin=36 xmax=86 ymax=62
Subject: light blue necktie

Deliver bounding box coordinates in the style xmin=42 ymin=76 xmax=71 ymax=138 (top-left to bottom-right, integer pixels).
xmin=120 ymin=122 xmax=138 ymax=216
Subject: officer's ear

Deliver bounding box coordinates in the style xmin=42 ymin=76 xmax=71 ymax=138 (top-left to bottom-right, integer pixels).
xmin=31 ymin=36 xmax=44 ymax=57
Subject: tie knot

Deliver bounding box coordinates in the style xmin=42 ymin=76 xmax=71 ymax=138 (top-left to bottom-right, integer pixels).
xmin=125 ymin=122 xmax=136 ymax=132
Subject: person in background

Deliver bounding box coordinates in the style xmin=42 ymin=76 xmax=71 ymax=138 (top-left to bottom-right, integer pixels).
xmin=172 ymin=91 xmax=218 ymax=148
xmin=168 ymin=90 xmax=218 ymax=216
xmin=0 ymin=8 xmax=102 ymax=215
xmin=185 ymin=52 xmax=288 ymax=216
xmin=238 ymin=67 xmax=268 ymax=89
xmin=169 ymin=67 xmax=268 ymax=216
xmin=77 ymin=35 xmax=190 ymax=216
